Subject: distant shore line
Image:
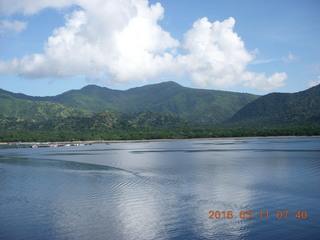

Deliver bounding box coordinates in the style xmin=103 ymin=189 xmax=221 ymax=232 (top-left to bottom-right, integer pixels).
xmin=1 ymin=135 xmax=319 ymax=146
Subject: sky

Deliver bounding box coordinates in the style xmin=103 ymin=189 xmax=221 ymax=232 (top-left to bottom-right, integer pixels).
xmin=0 ymin=0 xmax=319 ymax=96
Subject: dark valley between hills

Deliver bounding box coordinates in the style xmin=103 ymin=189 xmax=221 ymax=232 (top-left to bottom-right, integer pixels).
xmin=0 ymin=81 xmax=319 ymax=142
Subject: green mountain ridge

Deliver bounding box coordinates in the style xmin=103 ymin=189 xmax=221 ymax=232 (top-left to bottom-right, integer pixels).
xmin=8 ymin=81 xmax=259 ymax=124
xmin=225 ymin=84 xmax=320 ymax=126
xmin=1 ymin=82 xmax=319 ymax=142
xmin=0 ymin=89 xmax=92 ymax=121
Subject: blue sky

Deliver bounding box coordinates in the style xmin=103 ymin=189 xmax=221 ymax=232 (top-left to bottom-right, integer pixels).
xmin=0 ymin=0 xmax=319 ymax=96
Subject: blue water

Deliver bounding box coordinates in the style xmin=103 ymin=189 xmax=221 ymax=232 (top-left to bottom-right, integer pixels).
xmin=0 ymin=138 xmax=319 ymax=240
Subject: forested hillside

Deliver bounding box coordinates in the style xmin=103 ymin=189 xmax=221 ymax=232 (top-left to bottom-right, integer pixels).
xmin=0 ymin=89 xmax=92 ymax=121
xmin=9 ymin=81 xmax=259 ymax=125
xmin=226 ymin=84 xmax=320 ymax=126
xmin=1 ymin=82 xmax=319 ymax=142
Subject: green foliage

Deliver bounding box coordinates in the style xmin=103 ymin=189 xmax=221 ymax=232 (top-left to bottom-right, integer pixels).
xmin=6 ymin=81 xmax=259 ymax=125
xmin=1 ymin=83 xmax=319 ymax=142
xmin=226 ymin=84 xmax=320 ymax=127
xmin=1 ymin=125 xmax=319 ymax=142
xmin=0 ymin=89 xmax=93 ymax=121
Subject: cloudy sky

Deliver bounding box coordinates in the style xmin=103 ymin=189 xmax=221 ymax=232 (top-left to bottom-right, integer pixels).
xmin=0 ymin=0 xmax=319 ymax=96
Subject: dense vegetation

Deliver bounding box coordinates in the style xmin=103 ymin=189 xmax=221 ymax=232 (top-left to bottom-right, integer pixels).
xmin=1 ymin=125 xmax=319 ymax=142
xmin=8 ymin=81 xmax=259 ymax=124
xmin=0 ymin=82 xmax=319 ymax=142
xmin=226 ymin=84 xmax=320 ymax=126
xmin=0 ymin=89 xmax=92 ymax=121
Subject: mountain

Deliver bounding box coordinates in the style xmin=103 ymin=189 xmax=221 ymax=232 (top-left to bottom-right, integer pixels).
xmin=225 ymin=84 xmax=320 ymax=126
xmin=1 ymin=82 xmax=319 ymax=142
xmin=0 ymin=89 xmax=92 ymax=121
xmin=2 ymin=82 xmax=319 ymax=128
xmin=13 ymin=81 xmax=259 ymax=124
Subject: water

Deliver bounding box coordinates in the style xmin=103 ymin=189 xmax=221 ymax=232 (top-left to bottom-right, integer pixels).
xmin=0 ymin=138 xmax=319 ymax=240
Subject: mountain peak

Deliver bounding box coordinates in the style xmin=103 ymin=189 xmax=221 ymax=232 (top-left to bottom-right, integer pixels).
xmin=80 ymin=84 xmax=109 ymax=91
xmin=127 ymin=81 xmax=183 ymax=92
xmin=158 ymin=81 xmax=183 ymax=87
xmin=81 ymin=84 xmax=101 ymax=90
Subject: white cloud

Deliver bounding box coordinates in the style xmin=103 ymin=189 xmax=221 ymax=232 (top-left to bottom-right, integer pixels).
xmin=179 ymin=17 xmax=253 ymax=88
xmin=0 ymin=20 xmax=27 ymax=34
xmin=283 ymin=53 xmax=299 ymax=63
xmin=308 ymin=76 xmax=320 ymax=87
xmin=251 ymin=53 xmax=299 ymax=65
xmin=0 ymin=0 xmax=288 ymax=91
xmin=0 ymin=0 xmax=178 ymax=83
xmin=242 ymin=72 xmax=287 ymax=91
xmin=0 ymin=0 xmax=75 ymax=15
xmin=251 ymin=58 xmax=279 ymax=65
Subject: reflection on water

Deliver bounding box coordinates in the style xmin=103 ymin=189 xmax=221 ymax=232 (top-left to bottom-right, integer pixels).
xmin=0 ymin=138 xmax=320 ymax=239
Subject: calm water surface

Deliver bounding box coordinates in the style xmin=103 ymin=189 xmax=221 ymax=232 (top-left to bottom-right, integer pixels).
xmin=0 ymin=138 xmax=319 ymax=240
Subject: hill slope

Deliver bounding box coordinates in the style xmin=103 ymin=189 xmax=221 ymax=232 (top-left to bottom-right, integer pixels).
xmin=0 ymin=89 xmax=92 ymax=121
xmin=226 ymin=84 xmax=320 ymax=126
xmin=18 ymin=81 xmax=259 ymax=125
xmin=1 ymin=83 xmax=319 ymax=142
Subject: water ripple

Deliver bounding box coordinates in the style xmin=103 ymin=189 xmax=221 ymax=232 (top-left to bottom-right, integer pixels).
xmin=0 ymin=138 xmax=319 ymax=240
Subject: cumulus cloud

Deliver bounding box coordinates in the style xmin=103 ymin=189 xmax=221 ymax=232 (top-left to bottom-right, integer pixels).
xmin=242 ymin=72 xmax=287 ymax=91
xmin=179 ymin=17 xmax=253 ymax=88
xmin=0 ymin=20 xmax=27 ymax=34
xmin=0 ymin=0 xmax=288 ymax=91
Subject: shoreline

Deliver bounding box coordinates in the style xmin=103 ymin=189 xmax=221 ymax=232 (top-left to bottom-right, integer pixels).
xmin=1 ymin=135 xmax=319 ymax=146
xmin=106 ymin=135 xmax=320 ymax=143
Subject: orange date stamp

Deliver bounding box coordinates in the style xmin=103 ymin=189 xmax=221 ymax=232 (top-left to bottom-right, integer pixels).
xmin=208 ymin=210 xmax=309 ymax=220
